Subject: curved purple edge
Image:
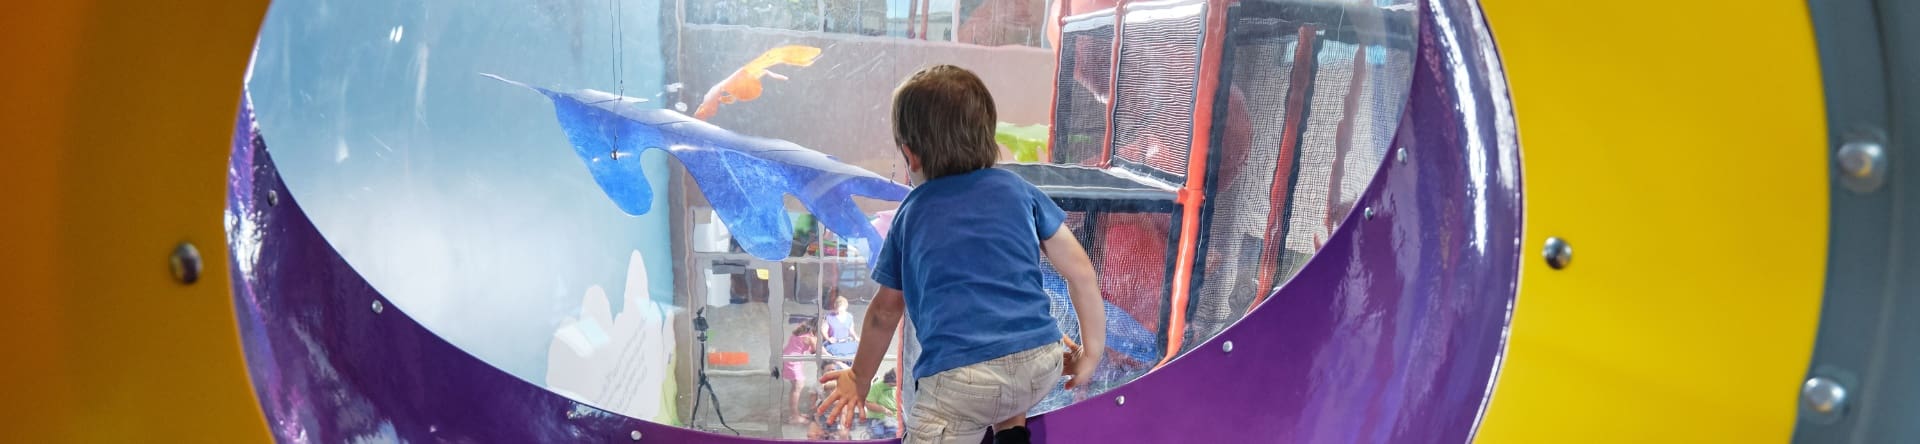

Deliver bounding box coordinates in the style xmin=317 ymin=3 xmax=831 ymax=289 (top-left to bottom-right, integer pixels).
xmin=224 ymin=0 xmax=1518 ymax=442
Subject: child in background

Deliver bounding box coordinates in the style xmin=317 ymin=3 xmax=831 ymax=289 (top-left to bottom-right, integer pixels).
xmin=818 ymin=65 xmax=1106 ymax=444
xmin=783 ymin=322 xmax=822 ymax=424
xmin=820 ymin=295 xmax=860 ymax=356
xmin=863 ymin=370 xmax=901 ymax=438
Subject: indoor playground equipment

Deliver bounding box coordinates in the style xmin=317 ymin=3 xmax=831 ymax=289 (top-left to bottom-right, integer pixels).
xmin=9 ymin=0 xmax=1915 ymax=442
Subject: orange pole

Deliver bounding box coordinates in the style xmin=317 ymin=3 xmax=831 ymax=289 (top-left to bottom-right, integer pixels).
xmin=1153 ymin=0 xmax=1229 ymax=369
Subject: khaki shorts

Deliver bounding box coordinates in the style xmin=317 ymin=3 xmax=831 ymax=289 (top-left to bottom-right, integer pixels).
xmin=905 ymin=343 xmax=1064 ymax=444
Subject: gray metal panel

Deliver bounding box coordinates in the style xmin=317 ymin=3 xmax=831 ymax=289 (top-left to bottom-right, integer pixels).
xmin=1797 ymin=0 xmax=1920 ymax=442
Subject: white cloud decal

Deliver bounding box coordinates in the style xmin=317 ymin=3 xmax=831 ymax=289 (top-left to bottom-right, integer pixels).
xmin=545 ymin=250 xmax=679 ymax=424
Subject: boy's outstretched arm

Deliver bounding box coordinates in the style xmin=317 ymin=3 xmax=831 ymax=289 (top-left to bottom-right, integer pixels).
xmin=819 ymin=286 xmax=904 ymax=426
xmin=1042 ymin=223 xmax=1104 ymax=389
xmin=849 ymin=287 xmax=904 ymax=386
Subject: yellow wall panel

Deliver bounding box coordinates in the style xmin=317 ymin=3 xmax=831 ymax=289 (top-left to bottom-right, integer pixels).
xmin=1476 ymin=1 xmax=1829 ymax=442
xmin=0 ymin=1 xmax=271 ymax=441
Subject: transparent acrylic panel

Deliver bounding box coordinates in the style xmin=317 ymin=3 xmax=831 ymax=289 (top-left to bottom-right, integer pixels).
xmin=249 ymin=0 xmax=676 ymax=415
xmin=244 ymin=0 xmax=1416 ymax=439
xmin=1180 ymin=0 xmax=1420 ymax=353
xmin=250 ymin=0 xmax=1043 ymax=440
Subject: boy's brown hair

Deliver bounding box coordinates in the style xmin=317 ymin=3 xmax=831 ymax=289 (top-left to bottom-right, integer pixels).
xmin=892 ymin=65 xmax=999 ymax=180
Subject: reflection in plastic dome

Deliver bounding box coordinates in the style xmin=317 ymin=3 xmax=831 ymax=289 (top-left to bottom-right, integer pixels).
xmin=243 ymin=0 xmax=1416 ymax=439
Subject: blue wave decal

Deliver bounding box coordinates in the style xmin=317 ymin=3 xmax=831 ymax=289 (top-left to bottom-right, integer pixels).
xmin=487 ymin=74 xmax=909 ymax=265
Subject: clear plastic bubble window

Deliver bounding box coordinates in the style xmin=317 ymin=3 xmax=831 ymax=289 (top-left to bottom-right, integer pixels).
xmin=241 ymin=0 xmax=1415 ymax=439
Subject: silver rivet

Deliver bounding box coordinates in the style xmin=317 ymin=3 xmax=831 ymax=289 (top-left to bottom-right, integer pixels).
xmin=267 ymin=189 xmax=280 ymax=206
xmin=1222 ymin=341 xmax=1234 ymax=353
xmin=1363 ymin=207 xmax=1375 ymax=220
xmin=1544 ymin=237 xmax=1572 ymax=270
xmin=1804 ymin=377 xmax=1847 ymax=416
xmin=169 ymin=242 xmax=202 ymax=285
xmin=1396 ymin=147 xmax=1407 ymax=164
xmin=1837 ymin=140 xmax=1887 ymax=193
xmin=1115 ymin=396 xmax=1126 ymax=406
xmin=630 ymin=430 xmax=642 ymax=441
xmin=372 ymin=300 xmax=385 ymax=314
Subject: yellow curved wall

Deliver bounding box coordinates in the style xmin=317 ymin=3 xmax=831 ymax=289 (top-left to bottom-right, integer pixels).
xmin=1474 ymin=1 xmax=1829 ymax=442
xmin=0 ymin=1 xmax=271 ymax=441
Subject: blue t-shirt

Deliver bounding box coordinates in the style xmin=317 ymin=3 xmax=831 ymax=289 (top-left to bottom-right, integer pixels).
xmin=872 ymin=167 xmax=1066 ymax=380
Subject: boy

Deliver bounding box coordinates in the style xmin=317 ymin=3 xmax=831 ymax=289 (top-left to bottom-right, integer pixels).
xmin=819 ymin=65 xmax=1106 ymax=444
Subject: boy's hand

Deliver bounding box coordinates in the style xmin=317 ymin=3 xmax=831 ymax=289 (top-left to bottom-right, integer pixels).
xmin=1061 ymin=335 xmax=1101 ymax=389
xmin=816 ymin=369 xmax=868 ymax=427
xmin=1060 ymin=335 xmax=1079 ymax=376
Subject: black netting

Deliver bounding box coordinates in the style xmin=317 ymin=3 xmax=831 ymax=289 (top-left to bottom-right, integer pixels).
xmin=1052 ymin=16 xmax=1114 ymax=166
xmin=1031 ymin=209 xmax=1170 ymax=413
xmin=1185 ymin=16 xmax=1299 ymax=347
xmin=996 ymin=162 xmax=1172 ymax=413
xmin=1277 ymin=42 xmax=1408 ymax=284
xmin=1182 ymin=9 xmax=1415 ymax=352
xmin=1109 ymin=4 xmax=1204 ymax=181
xmin=1279 ymin=41 xmax=1357 ymax=266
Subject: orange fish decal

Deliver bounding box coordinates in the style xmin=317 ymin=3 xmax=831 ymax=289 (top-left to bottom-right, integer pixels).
xmin=693 ymin=45 xmax=823 ymax=120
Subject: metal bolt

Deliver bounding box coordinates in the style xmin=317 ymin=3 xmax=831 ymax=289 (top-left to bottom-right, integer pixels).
xmin=1803 ymin=377 xmax=1848 ymax=416
xmin=372 ymin=300 xmax=385 ymax=314
xmin=267 ymin=189 xmax=279 ymax=207
xmin=1396 ymin=147 xmax=1407 ymax=164
xmin=1363 ymin=206 xmax=1375 ymax=220
xmin=169 ymin=242 xmax=202 ymax=285
xmin=630 ymin=430 xmax=642 ymax=441
xmin=1544 ymin=237 xmax=1572 ymax=270
xmin=1222 ymin=341 xmax=1234 ymax=353
xmin=1837 ymin=140 xmax=1888 ymax=193
xmin=1115 ymin=396 xmax=1126 ymax=406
